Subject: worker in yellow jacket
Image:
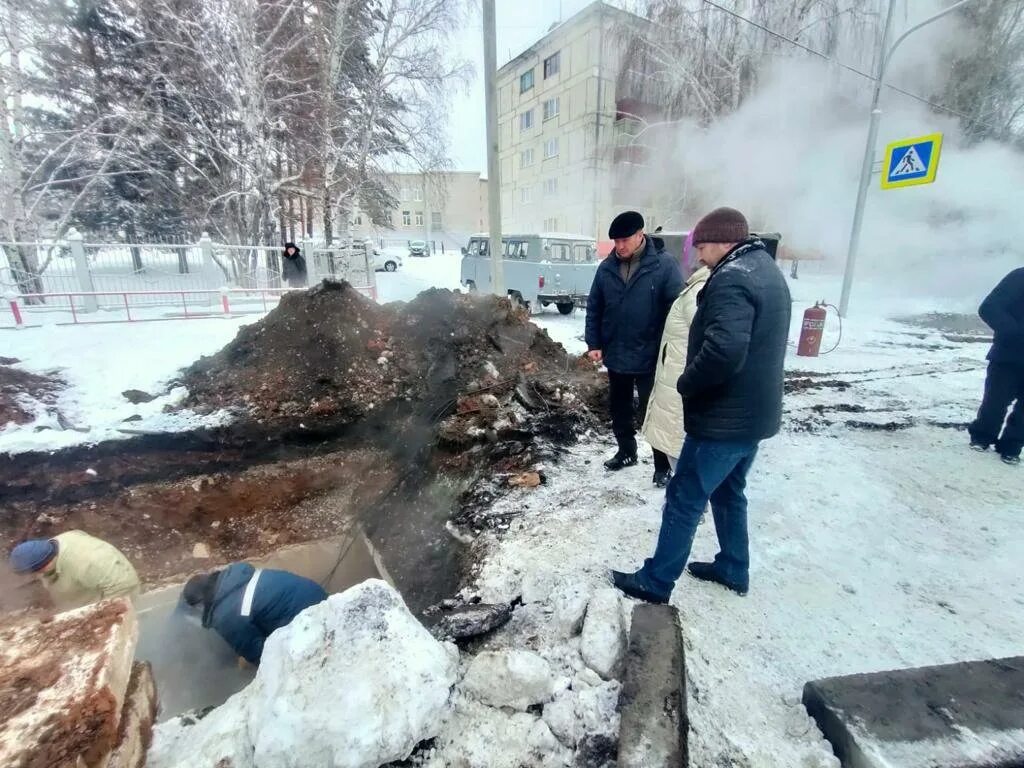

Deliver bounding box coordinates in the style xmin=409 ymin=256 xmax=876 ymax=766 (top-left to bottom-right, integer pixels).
xmin=641 ymin=265 xmax=711 ymax=475
xmin=9 ymin=530 xmax=140 ymax=610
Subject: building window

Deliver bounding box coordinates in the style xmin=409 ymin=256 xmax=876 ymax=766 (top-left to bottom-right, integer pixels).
xmin=543 ymin=97 xmax=560 ymax=122
xmin=413 ymin=188 xmax=423 ymax=202
xmin=520 ymin=148 xmax=534 ymax=168
xmin=544 ymin=177 xmax=558 ymax=196
xmin=431 ymin=212 xmax=442 ymax=229
xmin=354 ymin=214 xmax=362 ymax=226
xmin=402 ymin=210 xmax=411 ymax=226
xmin=520 ymin=68 xmax=534 ymax=93
xmin=544 ymin=138 xmax=559 ymax=159
xmin=520 ymin=186 xmax=533 ymax=204
xmin=543 ymin=217 xmax=558 ymax=231
xmin=520 ymin=110 xmax=534 ymax=131
xmin=401 ymin=187 xmax=410 ymax=200
xmin=415 ymin=211 xmax=424 ymax=226
xmin=543 ymin=52 xmax=560 ymax=79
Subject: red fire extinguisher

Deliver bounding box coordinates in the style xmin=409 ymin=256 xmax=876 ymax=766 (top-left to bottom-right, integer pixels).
xmin=797 ymin=302 xmax=828 ymax=357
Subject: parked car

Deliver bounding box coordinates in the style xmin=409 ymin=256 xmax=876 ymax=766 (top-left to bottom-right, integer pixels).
xmin=408 ymin=240 xmax=429 ymax=258
xmin=372 ymin=248 xmax=402 ymax=273
xmin=460 ymin=232 xmax=598 ymax=314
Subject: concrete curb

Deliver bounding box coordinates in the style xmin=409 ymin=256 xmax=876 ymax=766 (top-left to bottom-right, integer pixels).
xmin=617 ymin=603 xmax=687 ymax=767
xmin=803 ymin=656 xmax=1024 ymax=768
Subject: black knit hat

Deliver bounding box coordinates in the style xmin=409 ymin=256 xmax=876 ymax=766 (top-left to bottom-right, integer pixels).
xmin=691 ymin=207 xmax=749 ymax=245
xmin=608 ymin=211 xmax=645 ymax=239
xmin=183 ymin=571 xmax=219 ymax=607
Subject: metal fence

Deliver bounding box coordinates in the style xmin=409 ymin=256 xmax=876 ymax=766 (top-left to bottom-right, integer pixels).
xmin=0 ymin=232 xmax=376 ymax=312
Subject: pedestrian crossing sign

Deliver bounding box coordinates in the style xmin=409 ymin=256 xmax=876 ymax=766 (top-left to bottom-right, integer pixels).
xmin=881 ymin=133 xmax=943 ymax=189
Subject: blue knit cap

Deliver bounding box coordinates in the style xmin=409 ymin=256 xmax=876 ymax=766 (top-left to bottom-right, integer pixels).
xmin=10 ymin=539 xmax=58 ymax=573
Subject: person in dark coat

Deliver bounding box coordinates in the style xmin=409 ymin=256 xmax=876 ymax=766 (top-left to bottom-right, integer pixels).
xmin=183 ymin=562 xmax=328 ymax=664
xmin=612 ymin=207 xmax=791 ymax=602
xmin=585 ymin=211 xmax=683 ymax=485
xmin=281 ymin=242 xmax=307 ymax=288
xmin=969 ymin=267 xmax=1024 ymax=466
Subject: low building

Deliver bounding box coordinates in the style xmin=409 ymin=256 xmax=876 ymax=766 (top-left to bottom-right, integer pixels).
xmin=351 ymin=171 xmax=488 ymax=250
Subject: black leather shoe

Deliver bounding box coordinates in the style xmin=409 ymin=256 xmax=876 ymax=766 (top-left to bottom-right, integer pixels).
xmin=1001 ymin=454 xmax=1021 ymax=466
xmin=970 ymin=441 xmax=989 ymax=452
xmin=610 ymin=570 xmax=669 ymax=604
xmin=652 ymin=469 xmax=672 ymax=488
xmin=604 ymin=452 xmax=638 ymax=471
xmin=687 ymin=561 xmax=748 ymax=596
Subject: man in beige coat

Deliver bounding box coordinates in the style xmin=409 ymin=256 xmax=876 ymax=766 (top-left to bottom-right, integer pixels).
xmin=9 ymin=530 xmax=140 ymax=610
xmin=641 ymin=265 xmax=711 ymax=476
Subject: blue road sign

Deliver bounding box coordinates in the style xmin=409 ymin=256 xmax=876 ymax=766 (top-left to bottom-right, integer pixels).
xmin=881 ymin=133 xmax=943 ymax=189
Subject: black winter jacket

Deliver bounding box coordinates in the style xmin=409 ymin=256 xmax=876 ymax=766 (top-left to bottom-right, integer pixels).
xmin=584 ymin=237 xmax=683 ymax=374
xmin=677 ymin=240 xmax=791 ymax=442
xmin=282 ymin=242 xmax=307 ymax=288
xmin=979 ymin=267 xmax=1024 ymax=367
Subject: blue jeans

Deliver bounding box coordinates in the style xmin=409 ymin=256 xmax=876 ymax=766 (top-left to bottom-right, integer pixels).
xmin=637 ymin=437 xmax=759 ymax=597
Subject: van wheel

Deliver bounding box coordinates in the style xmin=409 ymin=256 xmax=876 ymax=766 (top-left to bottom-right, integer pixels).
xmin=556 ymin=302 xmax=574 ymax=315
xmin=466 ymin=281 xmax=477 ymax=292
xmin=509 ymin=291 xmax=530 ymax=313
xmin=385 ymin=261 xmax=397 ymax=272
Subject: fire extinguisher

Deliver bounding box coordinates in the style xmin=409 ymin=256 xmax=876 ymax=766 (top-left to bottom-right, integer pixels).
xmin=797 ymin=302 xmax=830 ymax=357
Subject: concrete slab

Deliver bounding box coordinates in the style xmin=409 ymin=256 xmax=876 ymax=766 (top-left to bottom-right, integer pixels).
xmin=803 ymin=656 xmax=1024 ymax=768
xmin=617 ymin=604 xmax=687 ymax=768
xmin=0 ymin=598 xmax=138 ymax=768
xmin=105 ymin=662 xmax=158 ymax=768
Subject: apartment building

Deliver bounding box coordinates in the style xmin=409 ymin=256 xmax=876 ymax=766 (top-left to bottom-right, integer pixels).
xmin=497 ymin=1 xmax=666 ymax=238
xmin=351 ymin=171 xmax=488 ymax=247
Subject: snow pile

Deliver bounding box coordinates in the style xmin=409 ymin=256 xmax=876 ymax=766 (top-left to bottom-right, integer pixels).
xmin=425 ymin=696 xmax=571 ymax=768
xmin=461 ymin=649 xmax=555 ymax=710
xmin=148 ymin=580 xmax=459 ymax=768
xmin=580 ymin=589 xmax=627 ymax=681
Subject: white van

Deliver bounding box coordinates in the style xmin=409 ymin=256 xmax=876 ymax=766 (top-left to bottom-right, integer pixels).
xmin=460 ymin=232 xmax=598 ymax=314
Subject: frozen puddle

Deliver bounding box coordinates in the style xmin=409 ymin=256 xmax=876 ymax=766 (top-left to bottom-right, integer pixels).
xmin=134 ymin=530 xmax=384 ymax=720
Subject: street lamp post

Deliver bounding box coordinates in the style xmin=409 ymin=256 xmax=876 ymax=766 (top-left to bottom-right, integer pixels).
xmin=838 ymin=0 xmax=978 ymax=317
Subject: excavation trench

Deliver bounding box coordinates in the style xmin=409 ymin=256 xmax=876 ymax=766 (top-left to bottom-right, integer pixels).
xmin=0 ymin=284 xmax=607 ymax=721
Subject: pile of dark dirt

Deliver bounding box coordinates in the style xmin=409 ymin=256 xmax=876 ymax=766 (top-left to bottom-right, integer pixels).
xmin=181 ymin=281 xmax=598 ymax=433
xmin=0 ymin=362 xmax=63 ymax=426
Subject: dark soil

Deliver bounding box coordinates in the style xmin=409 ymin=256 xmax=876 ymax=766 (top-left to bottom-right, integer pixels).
xmin=785 ymin=374 xmax=852 ymax=395
xmin=180 ymin=281 xmax=588 ymax=431
xmin=0 ymin=364 xmax=63 ymax=425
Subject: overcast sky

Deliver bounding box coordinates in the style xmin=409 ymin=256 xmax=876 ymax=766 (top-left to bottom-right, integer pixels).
xmin=446 ymin=0 xmax=600 ymax=172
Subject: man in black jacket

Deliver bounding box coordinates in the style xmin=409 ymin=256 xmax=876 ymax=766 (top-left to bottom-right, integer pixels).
xmin=969 ymin=267 xmax=1024 ymax=466
xmin=612 ymin=207 xmax=791 ymax=602
xmin=585 ymin=211 xmax=683 ymax=486
xmin=282 ymin=242 xmax=308 ymax=288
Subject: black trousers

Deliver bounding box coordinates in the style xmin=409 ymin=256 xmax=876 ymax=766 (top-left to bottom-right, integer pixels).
xmin=607 ymin=370 xmax=670 ymax=471
xmin=969 ymin=362 xmax=1024 ymax=458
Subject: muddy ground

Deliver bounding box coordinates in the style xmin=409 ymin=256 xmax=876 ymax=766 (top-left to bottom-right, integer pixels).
xmin=0 ymin=284 xmax=607 ymax=615
xmin=0 ymin=360 xmax=63 ymax=427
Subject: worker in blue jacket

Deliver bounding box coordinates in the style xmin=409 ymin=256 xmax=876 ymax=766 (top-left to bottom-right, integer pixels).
xmin=182 ymin=562 xmax=328 ymax=664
